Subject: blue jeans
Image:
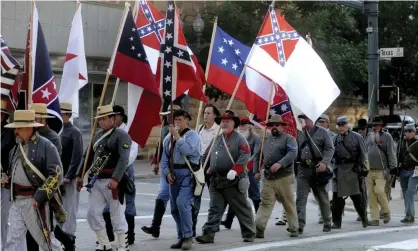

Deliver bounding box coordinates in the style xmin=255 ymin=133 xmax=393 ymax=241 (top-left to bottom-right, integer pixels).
xmin=169 ymin=169 xmax=194 ymax=240
xmin=157 ymin=170 xmax=170 ymax=204
xmin=248 ymin=170 xmax=260 ymax=201
xmin=104 ymin=165 xmax=137 ymax=216
xmin=399 ymin=170 xmax=418 ymax=218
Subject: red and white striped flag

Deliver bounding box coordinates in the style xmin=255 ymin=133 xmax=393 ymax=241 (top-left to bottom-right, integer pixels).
xmin=1 ymin=35 xmax=21 ymax=110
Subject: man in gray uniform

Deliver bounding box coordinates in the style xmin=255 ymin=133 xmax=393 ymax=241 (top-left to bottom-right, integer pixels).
xmin=365 ymin=116 xmax=397 ymax=226
xmin=296 ymin=114 xmax=334 ymax=233
xmin=3 ymin=110 xmax=64 ymax=251
xmin=397 ymin=123 xmax=418 ymax=223
xmin=27 ymin=103 xmax=63 ymax=250
xmin=196 ymin=110 xmax=254 ymax=244
xmin=254 ymin=115 xmax=299 ymax=238
xmin=53 ymin=102 xmax=83 ymax=251
xmin=1 ymin=100 xmax=16 ymax=251
xmin=76 ymin=105 xmax=131 ymax=251
xmin=331 ymin=116 xmax=369 ymax=229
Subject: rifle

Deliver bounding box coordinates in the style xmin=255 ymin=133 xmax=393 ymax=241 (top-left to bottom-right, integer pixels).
xmin=393 ymin=113 xmax=407 ymax=188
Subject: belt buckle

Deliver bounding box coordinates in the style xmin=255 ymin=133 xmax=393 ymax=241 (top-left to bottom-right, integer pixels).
xmin=306 ymin=159 xmax=312 ymax=166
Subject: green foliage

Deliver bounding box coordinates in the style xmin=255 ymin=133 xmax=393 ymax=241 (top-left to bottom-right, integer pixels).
xmin=192 ymin=1 xmax=418 ymax=104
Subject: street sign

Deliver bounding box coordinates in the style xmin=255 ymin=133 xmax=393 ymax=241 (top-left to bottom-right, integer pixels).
xmin=379 ymin=47 xmax=404 ymax=58
xmin=378 ymin=86 xmax=399 ymax=105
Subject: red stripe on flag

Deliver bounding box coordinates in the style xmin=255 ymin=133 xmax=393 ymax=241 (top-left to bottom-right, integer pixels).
xmin=113 ymin=52 xmax=159 ymax=96
xmin=128 ymin=87 xmax=161 ymax=148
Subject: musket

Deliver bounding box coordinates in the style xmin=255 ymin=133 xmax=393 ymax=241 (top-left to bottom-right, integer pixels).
xmin=393 ymin=112 xmax=407 ymax=188
xmin=35 ymin=207 xmax=52 ymax=251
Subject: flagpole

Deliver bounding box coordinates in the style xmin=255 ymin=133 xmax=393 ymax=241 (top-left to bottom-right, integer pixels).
xmin=258 ymin=82 xmax=274 ymax=169
xmin=195 ymin=16 xmax=218 ymax=131
xmin=27 ymin=0 xmax=35 ymax=107
xmin=79 ymin=3 xmax=131 ymax=185
xmin=110 ymin=78 xmax=120 ymax=105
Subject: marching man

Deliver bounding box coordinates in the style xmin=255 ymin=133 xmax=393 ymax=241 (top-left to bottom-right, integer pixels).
xmin=53 ymin=102 xmax=83 ymax=251
xmin=160 ymin=109 xmax=201 ymax=250
xmin=3 ymin=110 xmax=64 ymax=251
xmin=254 ymin=115 xmax=299 ymax=238
xmin=331 ymin=116 xmax=369 ymax=229
xmin=196 ymin=110 xmax=255 ymax=244
xmin=221 ymin=117 xmax=261 ymax=229
xmin=76 ymin=105 xmax=132 ymax=251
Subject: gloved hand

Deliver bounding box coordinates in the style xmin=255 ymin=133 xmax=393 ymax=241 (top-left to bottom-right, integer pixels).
xmin=227 ymin=170 xmax=237 ymax=180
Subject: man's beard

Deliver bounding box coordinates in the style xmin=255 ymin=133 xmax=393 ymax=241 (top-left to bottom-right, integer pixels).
xmin=371 ymin=131 xmax=380 ymax=143
xmin=222 ymin=127 xmax=231 ymax=134
xmin=15 ymin=136 xmax=22 ymax=144
xmin=271 ymin=128 xmax=280 ymax=136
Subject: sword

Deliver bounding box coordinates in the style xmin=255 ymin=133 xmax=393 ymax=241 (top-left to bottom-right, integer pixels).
xmin=35 ymin=207 xmax=52 ymax=251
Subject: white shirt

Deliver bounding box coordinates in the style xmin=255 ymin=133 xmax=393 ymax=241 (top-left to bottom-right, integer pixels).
xmin=119 ymin=123 xmax=139 ymax=166
xmin=198 ymin=122 xmax=220 ymax=155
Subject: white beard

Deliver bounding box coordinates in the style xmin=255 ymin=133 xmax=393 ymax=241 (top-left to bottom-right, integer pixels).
xmin=238 ymin=130 xmax=250 ymax=139
xmin=298 ymin=118 xmax=306 ymax=128
xmin=222 ymin=127 xmax=230 ymax=134
xmin=371 ymin=131 xmax=380 ymax=143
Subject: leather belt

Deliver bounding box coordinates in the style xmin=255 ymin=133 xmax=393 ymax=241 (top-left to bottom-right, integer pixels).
xmin=13 ymin=184 xmax=36 ymax=196
xmin=98 ymin=168 xmax=116 ymax=179
xmin=173 ymin=164 xmax=189 ymax=169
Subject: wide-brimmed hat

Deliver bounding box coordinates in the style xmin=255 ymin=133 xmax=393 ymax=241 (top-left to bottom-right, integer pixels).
xmin=266 ymin=114 xmax=287 ymax=127
xmin=94 ymin=105 xmax=119 ymax=119
xmin=215 ymin=110 xmax=240 ymax=128
xmin=173 ymin=109 xmax=192 ymax=121
xmin=298 ymin=113 xmax=309 ymax=119
xmin=357 ymin=118 xmax=368 ymax=129
xmin=29 ymin=103 xmax=54 ymax=118
xmin=370 ymin=116 xmax=384 ymax=126
xmin=240 ymin=117 xmax=253 ymax=126
xmin=60 ymin=102 xmax=74 ymax=114
xmin=1 ymin=99 xmax=10 ymax=116
xmin=4 ymin=110 xmax=44 ymax=128
xmin=317 ymin=114 xmax=330 ymax=122
xmin=113 ymin=105 xmax=127 ymax=123
xmin=160 ymin=104 xmax=181 ymax=116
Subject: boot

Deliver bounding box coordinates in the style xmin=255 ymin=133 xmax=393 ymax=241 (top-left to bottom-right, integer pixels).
xmin=221 ymin=207 xmax=234 ymax=229
xmin=103 ymin=211 xmax=115 ymax=242
xmin=323 ymin=224 xmax=331 ymax=232
xmin=181 ymin=237 xmax=193 ymax=250
xmin=252 ymin=199 xmax=261 ymax=213
xmin=195 ymin=233 xmax=215 ymax=244
xmin=141 ymin=199 xmax=166 ymax=238
xmin=170 ymin=240 xmax=183 ymax=249
xmin=116 ymin=233 xmax=129 ymax=251
xmin=95 ymin=229 xmax=113 ymax=251
xmin=125 ymin=214 xmax=135 ymax=245
xmin=383 ymin=212 xmax=391 ymax=224
xmin=54 ymin=226 xmax=76 ymax=251
xmin=368 ymin=220 xmax=379 ymax=226
xmin=255 ymin=227 xmax=264 ymax=238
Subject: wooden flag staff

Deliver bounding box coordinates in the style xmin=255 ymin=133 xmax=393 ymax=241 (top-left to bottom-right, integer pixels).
xmin=258 ymin=82 xmax=274 ymax=169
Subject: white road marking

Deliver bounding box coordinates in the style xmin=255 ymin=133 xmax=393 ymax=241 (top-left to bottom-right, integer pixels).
xmin=367 ymin=238 xmax=418 ymax=250
xmin=221 ymin=225 xmax=418 ymax=251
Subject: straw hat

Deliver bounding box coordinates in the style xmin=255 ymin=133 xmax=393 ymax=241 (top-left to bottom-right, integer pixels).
xmin=266 ymin=114 xmax=287 ymax=127
xmin=1 ymin=99 xmax=10 ymax=116
xmin=94 ymin=105 xmax=119 ymax=119
xmin=29 ymin=103 xmax=54 ymax=118
xmin=60 ymin=102 xmax=74 ymax=114
xmin=160 ymin=104 xmax=181 ymax=116
xmin=4 ymin=110 xmax=44 ymax=128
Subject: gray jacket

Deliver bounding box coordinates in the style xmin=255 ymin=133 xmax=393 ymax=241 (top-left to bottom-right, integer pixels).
xmin=246 ymin=134 xmax=261 ymax=172
xmin=297 ymin=126 xmax=335 ymax=166
xmin=255 ymin=132 xmax=297 ymax=179
xmin=365 ymin=131 xmax=397 ymax=170
xmin=77 ymin=127 xmax=131 ymax=182
xmin=38 ymin=125 xmax=62 ymax=156
xmin=9 ymin=132 xmax=63 ymax=205
xmin=60 ymin=123 xmax=83 ymax=180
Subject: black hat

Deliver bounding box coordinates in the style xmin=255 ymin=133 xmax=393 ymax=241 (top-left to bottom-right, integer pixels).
xmin=113 ymin=105 xmax=127 ymax=123
xmin=239 ymin=117 xmax=253 ymax=126
xmin=370 ymin=116 xmax=384 ymax=126
xmin=357 ymin=118 xmax=368 ymax=129
xmin=173 ymin=109 xmax=192 ymax=121
xmin=215 ymin=110 xmax=240 ymax=128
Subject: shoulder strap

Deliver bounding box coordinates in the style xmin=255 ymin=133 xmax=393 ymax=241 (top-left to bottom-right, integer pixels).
xmin=198 ymin=124 xmax=204 ymax=133
xmin=19 ymin=144 xmax=46 ymax=181
xmin=336 ymin=133 xmax=353 ymax=158
xmin=221 ymin=134 xmax=236 ymax=165
xmin=93 ymin=128 xmax=116 ymax=151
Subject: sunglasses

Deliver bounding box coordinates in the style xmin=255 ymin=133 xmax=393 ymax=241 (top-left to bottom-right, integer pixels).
xmin=406 ymin=130 xmax=415 ymax=133
xmin=336 ymin=122 xmax=347 ymax=127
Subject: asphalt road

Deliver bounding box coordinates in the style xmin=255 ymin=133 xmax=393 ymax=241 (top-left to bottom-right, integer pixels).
xmin=74 ymin=178 xmax=418 ymax=251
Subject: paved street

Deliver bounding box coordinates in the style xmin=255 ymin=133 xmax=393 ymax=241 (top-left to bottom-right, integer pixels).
xmin=73 ymin=162 xmax=418 ymax=250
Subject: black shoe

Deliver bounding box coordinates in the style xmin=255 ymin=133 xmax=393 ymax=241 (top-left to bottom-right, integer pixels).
xmin=287 ymin=227 xmax=303 ymax=234
xmin=323 ymin=224 xmax=331 ymax=232
xmin=331 ymin=224 xmax=341 ymax=229
xmin=170 ymin=241 xmax=183 ymax=249
xmin=275 ymin=220 xmax=287 ymax=226
xmin=125 ymin=214 xmax=135 ymax=245
xmin=142 ymin=199 xmax=166 ymax=238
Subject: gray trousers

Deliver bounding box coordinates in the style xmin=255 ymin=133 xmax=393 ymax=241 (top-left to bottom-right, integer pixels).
xmin=296 ymin=164 xmax=331 ymax=229
xmin=86 ymin=179 xmax=128 ymax=234
xmin=62 ymin=179 xmax=79 ymax=235
xmin=1 ymin=188 xmax=11 ymax=251
xmin=202 ymin=182 xmax=255 ymax=238
xmin=4 ymin=198 xmax=62 ymax=251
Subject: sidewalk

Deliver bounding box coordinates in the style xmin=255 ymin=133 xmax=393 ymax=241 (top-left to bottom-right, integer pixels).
xmin=311 ymin=181 xmax=418 ymax=218
xmin=133 ymin=159 xmax=159 ymax=179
